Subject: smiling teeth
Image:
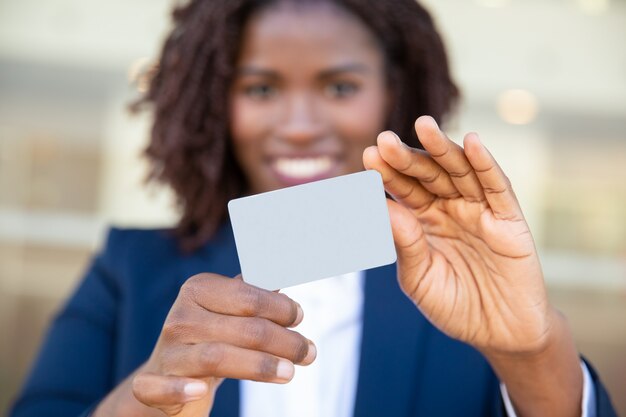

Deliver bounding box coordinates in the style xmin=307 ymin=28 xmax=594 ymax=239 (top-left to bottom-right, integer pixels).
xmin=273 ymin=156 xmax=333 ymax=179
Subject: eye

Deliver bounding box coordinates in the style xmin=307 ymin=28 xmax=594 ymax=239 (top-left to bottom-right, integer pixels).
xmin=324 ymin=81 xmax=359 ymax=99
xmin=243 ymin=84 xmax=277 ymax=100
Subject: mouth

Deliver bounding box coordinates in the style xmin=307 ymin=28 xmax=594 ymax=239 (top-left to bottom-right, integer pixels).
xmin=269 ymin=155 xmax=340 ymax=187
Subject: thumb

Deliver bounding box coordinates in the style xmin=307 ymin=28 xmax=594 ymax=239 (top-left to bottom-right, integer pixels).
xmin=132 ymin=372 xmax=217 ymax=416
xmin=386 ymin=199 xmax=432 ymax=284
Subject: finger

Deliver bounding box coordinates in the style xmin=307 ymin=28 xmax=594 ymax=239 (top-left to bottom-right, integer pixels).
xmin=132 ymin=372 xmax=209 ymax=413
xmin=181 ymin=274 xmax=304 ymax=328
xmin=376 ymin=130 xmax=460 ymax=199
xmin=163 ymin=310 xmax=316 ymax=365
xmin=363 ymin=146 xmax=435 ymax=212
xmin=386 ymin=199 xmax=432 ymax=288
xmin=414 ymin=116 xmax=485 ymax=202
xmin=217 ymin=315 xmax=316 ymax=365
xmin=160 ymin=342 xmax=296 ymax=383
xmin=463 ymin=133 xmax=523 ymax=221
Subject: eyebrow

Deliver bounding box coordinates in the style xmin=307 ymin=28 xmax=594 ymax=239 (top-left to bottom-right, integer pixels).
xmin=235 ymin=67 xmax=280 ymax=79
xmin=318 ymin=63 xmax=371 ymax=79
xmin=235 ymin=63 xmax=371 ymax=79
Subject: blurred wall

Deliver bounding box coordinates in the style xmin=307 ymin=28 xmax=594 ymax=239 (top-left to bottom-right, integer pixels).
xmin=1 ymin=0 xmax=625 ymax=414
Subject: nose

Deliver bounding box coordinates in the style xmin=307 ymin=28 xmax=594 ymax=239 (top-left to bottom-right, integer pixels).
xmin=276 ymin=92 xmax=324 ymax=144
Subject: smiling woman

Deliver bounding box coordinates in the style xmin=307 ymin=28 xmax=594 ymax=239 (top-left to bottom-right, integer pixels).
xmin=137 ymin=0 xmax=458 ymax=251
xmin=229 ymin=2 xmax=389 ymax=192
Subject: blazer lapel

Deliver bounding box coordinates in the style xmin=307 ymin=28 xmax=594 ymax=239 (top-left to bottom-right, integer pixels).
xmin=352 ymin=264 xmax=431 ymax=417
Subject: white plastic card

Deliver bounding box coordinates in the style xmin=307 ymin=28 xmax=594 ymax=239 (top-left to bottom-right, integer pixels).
xmin=228 ymin=170 xmax=396 ymax=290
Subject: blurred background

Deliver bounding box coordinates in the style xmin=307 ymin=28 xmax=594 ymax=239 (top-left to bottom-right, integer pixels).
xmin=0 ymin=0 xmax=625 ymax=414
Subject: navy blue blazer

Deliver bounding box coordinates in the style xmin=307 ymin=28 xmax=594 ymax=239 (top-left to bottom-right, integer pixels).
xmin=10 ymin=224 xmax=618 ymax=417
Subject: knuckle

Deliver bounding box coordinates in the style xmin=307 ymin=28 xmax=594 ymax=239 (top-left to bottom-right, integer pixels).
xmin=179 ymin=274 xmax=203 ymax=300
xmin=161 ymin=315 xmax=189 ymax=342
xmin=422 ymin=170 xmax=441 ymax=184
xmin=181 ymin=273 xmax=220 ymax=297
xmin=242 ymin=319 xmax=270 ymax=349
xmin=199 ymin=342 xmax=227 ymax=374
xmin=239 ymin=283 xmax=263 ymax=316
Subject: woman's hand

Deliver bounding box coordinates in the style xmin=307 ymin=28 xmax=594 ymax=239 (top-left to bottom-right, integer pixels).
xmin=364 ymin=116 xmax=584 ymax=417
xmin=363 ymin=116 xmax=552 ymax=355
xmin=131 ymin=273 xmax=316 ymax=417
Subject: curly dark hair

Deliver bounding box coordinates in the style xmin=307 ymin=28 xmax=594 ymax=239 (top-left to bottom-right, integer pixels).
xmin=135 ymin=0 xmax=459 ymax=251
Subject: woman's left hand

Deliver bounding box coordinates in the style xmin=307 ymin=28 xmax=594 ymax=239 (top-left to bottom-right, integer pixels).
xmin=363 ymin=115 xmax=554 ymax=356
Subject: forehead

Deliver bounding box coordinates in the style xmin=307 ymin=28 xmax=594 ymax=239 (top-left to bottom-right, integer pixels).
xmin=237 ymin=2 xmax=383 ymax=70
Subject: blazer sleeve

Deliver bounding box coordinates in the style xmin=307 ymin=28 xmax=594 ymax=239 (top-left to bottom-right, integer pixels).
xmin=9 ymin=230 xmax=121 ymax=417
xmin=584 ymin=358 xmax=619 ymax=417
xmin=490 ymin=357 xmax=618 ymax=417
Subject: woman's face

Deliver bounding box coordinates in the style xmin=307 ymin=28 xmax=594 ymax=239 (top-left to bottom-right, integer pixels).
xmin=229 ymin=2 xmax=390 ymax=194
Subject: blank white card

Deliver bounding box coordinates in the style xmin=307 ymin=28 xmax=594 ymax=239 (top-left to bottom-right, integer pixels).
xmin=228 ymin=170 xmax=397 ymax=290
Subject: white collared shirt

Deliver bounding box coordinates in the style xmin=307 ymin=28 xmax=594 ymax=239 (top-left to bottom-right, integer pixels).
xmin=241 ymin=272 xmax=596 ymax=417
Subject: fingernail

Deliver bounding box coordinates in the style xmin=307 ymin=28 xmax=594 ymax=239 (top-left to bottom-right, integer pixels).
xmin=276 ymin=360 xmax=295 ymax=380
xmin=292 ymin=303 xmax=304 ymax=327
xmin=303 ymin=340 xmax=317 ymax=364
xmin=184 ymin=381 xmax=208 ymax=399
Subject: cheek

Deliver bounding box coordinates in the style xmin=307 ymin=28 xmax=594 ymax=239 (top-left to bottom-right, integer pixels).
xmin=229 ymin=97 xmax=276 ymax=179
xmin=334 ymin=90 xmax=388 ymax=149
xmin=230 ymin=98 xmax=264 ymax=147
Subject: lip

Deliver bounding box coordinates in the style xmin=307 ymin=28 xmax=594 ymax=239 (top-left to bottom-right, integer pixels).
xmin=267 ymin=154 xmax=342 ymax=187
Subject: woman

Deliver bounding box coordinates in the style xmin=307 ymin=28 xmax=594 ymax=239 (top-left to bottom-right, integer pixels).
xmin=10 ymin=0 xmax=617 ymax=416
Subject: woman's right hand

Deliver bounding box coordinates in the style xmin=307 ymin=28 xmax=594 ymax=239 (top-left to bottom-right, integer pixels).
xmin=131 ymin=273 xmax=316 ymax=417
